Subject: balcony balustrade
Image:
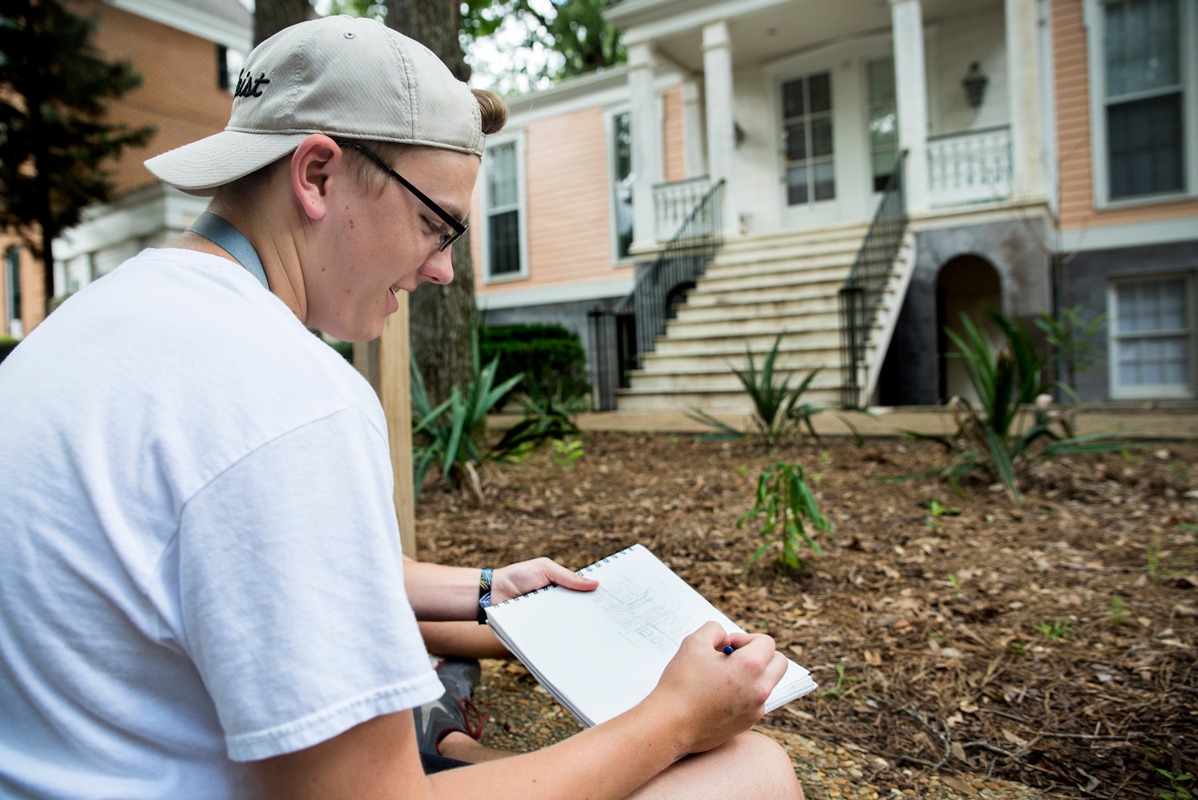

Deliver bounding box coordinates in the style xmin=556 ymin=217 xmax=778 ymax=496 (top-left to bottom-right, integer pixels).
xmin=927 ymin=125 xmax=1012 ymax=206
xmin=653 ymin=175 xmax=711 ymax=241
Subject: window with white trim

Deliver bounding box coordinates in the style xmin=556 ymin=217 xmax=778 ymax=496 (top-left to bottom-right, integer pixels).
xmin=1108 ymin=275 xmax=1196 ymax=399
xmin=611 ymin=111 xmax=634 ymax=261
xmin=5 ymin=246 xmax=22 ymax=339
xmin=1087 ymin=0 xmax=1197 ymax=205
xmin=482 ymin=137 xmax=527 ymax=281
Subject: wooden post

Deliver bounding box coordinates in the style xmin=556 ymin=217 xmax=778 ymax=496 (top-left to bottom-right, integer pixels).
xmin=356 ymin=294 xmax=417 ymax=559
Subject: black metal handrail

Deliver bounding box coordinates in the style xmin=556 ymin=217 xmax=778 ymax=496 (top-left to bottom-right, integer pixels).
xmin=589 ymin=179 xmax=725 ymax=411
xmin=838 ymin=151 xmax=908 ymax=408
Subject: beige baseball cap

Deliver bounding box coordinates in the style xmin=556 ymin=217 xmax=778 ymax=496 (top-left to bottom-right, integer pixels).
xmin=145 ymin=15 xmax=484 ymax=196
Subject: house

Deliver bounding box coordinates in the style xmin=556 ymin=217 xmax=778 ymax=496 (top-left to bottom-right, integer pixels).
xmin=0 ymin=0 xmax=250 ymax=339
xmin=471 ymin=0 xmax=1197 ymax=411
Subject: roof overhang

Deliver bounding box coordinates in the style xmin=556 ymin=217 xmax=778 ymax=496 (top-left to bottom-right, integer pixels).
xmin=104 ymin=0 xmax=252 ymax=52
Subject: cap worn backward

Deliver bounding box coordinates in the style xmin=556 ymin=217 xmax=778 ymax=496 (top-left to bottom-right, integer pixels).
xmin=145 ymin=16 xmax=485 ymax=196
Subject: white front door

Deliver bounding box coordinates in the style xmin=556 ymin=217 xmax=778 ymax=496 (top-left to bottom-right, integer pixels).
xmin=779 ymin=70 xmax=841 ymax=227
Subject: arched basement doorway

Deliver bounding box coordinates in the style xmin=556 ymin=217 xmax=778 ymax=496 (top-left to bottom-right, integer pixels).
xmin=937 ymin=255 xmax=1002 ymax=403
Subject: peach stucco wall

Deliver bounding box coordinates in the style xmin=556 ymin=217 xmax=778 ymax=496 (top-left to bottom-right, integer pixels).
xmin=1053 ymin=0 xmax=1198 ymax=231
xmin=475 ymin=106 xmax=632 ymax=296
xmin=663 ymin=85 xmax=685 ymax=183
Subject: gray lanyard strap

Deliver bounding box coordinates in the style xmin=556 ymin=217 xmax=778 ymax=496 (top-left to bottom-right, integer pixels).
xmin=188 ymin=212 xmax=269 ymax=291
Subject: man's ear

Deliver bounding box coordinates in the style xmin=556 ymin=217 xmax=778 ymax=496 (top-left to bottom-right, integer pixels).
xmin=290 ymin=134 xmax=341 ymax=221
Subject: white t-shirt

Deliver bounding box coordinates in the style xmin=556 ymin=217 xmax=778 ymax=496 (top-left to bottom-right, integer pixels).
xmin=0 ymin=249 xmax=443 ymax=799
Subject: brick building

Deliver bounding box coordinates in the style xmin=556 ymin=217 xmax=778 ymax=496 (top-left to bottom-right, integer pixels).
xmin=1 ymin=0 xmax=250 ymax=339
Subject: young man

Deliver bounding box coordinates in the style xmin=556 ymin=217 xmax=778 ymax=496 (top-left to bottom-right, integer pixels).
xmin=0 ymin=16 xmax=803 ymax=800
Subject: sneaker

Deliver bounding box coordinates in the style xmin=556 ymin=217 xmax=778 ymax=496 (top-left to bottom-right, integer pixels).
xmin=414 ymin=657 xmax=488 ymax=755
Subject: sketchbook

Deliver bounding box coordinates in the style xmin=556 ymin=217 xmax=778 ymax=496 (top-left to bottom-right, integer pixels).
xmin=485 ymin=544 xmax=818 ymax=728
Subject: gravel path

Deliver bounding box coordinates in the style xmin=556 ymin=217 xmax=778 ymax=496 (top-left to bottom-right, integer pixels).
xmin=472 ymin=659 xmax=1060 ymax=800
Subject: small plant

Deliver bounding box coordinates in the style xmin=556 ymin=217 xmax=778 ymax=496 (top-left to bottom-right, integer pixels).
xmin=686 ymin=332 xmax=828 ymax=445
xmin=1008 ymin=640 xmax=1029 ymax=656
xmin=737 ymin=461 xmax=831 ymax=573
xmin=897 ymin=309 xmax=1126 ymax=503
xmin=923 ymin=499 xmax=959 ymax=530
xmin=1035 ymin=305 xmax=1108 ymax=393
xmin=1108 ymin=595 xmax=1130 ymax=627
xmin=552 ymin=438 xmax=584 ymax=471
xmin=411 ymin=327 xmax=524 ymax=504
xmin=1146 ymin=536 xmax=1198 ymax=577
xmin=1158 ymin=770 xmax=1194 ymax=800
xmin=819 ymin=664 xmax=865 ymax=698
xmin=947 ymin=574 xmax=963 ymax=594
xmin=735 ymin=463 xmax=751 ymax=478
xmin=489 ymin=384 xmax=588 ymax=463
xmin=1033 ymin=619 xmax=1074 ymax=642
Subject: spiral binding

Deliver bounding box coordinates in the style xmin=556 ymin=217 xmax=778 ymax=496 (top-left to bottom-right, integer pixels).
xmin=491 ymin=545 xmax=640 ymax=607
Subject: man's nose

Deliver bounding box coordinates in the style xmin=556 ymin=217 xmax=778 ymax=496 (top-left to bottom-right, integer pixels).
xmin=419 ymin=246 xmax=454 ymax=285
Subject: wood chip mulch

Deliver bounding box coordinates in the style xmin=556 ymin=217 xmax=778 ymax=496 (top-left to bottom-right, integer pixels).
xmin=417 ymin=432 xmax=1197 ymax=800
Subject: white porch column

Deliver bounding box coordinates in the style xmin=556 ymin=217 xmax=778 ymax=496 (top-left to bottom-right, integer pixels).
xmin=702 ymin=20 xmax=738 ymax=236
xmin=890 ymin=0 xmax=930 ymax=212
xmin=628 ymin=42 xmax=661 ymax=252
xmin=1005 ymin=0 xmax=1046 ymax=199
xmin=681 ymin=80 xmax=708 ymax=178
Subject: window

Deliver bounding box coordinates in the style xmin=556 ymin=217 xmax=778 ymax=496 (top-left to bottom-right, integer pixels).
xmin=611 ymin=111 xmax=634 ymax=261
xmin=482 ymin=136 xmax=527 ymax=281
xmin=866 ymin=58 xmax=898 ymax=193
xmin=1087 ymin=0 xmax=1196 ymax=204
xmin=781 ymin=72 xmax=835 ymax=205
xmin=4 ymin=246 xmax=22 ymax=339
xmin=1109 ymin=276 xmax=1195 ymax=398
xmin=218 ymin=45 xmax=247 ymax=94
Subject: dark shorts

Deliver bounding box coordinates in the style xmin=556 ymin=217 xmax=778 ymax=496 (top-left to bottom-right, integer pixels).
xmin=420 ymin=751 xmax=470 ymax=774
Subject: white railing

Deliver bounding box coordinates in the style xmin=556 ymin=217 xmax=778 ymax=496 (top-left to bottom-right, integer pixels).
xmin=927 ymin=125 xmax=1012 ymax=206
xmin=653 ymin=175 xmax=711 ymax=241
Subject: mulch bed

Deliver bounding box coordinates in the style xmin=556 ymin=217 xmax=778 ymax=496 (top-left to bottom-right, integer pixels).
xmin=415 ymin=433 xmax=1198 ymax=800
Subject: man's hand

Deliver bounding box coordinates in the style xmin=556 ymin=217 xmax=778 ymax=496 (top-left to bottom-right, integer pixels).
xmin=642 ymin=622 xmax=789 ymax=756
xmin=491 ymin=557 xmax=599 ymax=604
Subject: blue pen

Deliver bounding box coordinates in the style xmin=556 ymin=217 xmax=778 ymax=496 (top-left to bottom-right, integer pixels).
xmin=723 ymin=645 xmax=734 ymax=655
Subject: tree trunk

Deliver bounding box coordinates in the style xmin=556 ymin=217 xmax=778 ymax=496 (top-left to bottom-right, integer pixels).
xmin=254 ymin=0 xmax=314 ymax=46
xmin=384 ymin=0 xmax=478 ymax=408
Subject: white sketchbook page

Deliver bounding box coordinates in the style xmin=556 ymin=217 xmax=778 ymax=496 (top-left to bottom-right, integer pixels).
xmin=487 ymin=545 xmax=813 ymax=727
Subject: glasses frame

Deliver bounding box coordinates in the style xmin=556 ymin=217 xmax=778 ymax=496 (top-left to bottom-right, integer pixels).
xmin=336 ymin=140 xmax=468 ymax=252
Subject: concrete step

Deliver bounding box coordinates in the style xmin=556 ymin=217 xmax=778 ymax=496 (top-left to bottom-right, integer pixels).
xmin=673 ymin=294 xmax=840 ymax=322
xmin=664 ymin=311 xmax=841 ymax=339
xmin=720 ymin=224 xmax=868 ymax=253
xmin=615 ymin=386 xmax=844 ymax=413
xmin=627 ymin=367 xmax=840 ymax=392
xmin=693 ymin=265 xmax=851 ymax=294
xmin=683 ymin=282 xmax=844 ymax=307
xmin=704 ymin=251 xmax=855 ymax=279
xmin=712 ymin=241 xmax=859 ymax=269
xmin=640 ymin=343 xmax=842 ymax=371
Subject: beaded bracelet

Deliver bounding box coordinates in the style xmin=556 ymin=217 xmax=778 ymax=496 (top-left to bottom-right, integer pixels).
xmin=477 ymin=567 xmax=493 ymax=624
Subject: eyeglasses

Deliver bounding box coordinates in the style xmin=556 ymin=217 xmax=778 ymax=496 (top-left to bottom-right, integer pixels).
xmin=336 ymin=140 xmax=468 ymax=252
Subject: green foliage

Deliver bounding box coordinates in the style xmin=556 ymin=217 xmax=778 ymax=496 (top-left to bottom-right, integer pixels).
xmin=687 ymin=332 xmax=827 ymax=445
xmin=1035 ymin=305 xmax=1108 ymax=391
xmin=461 ymin=0 xmax=625 ymax=86
xmin=903 ymin=309 xmax=1126 ymax=502
xmin=551 ymin=438 xmax=584 ymax=471
xmin=818 ymin=664 xmax=865 ymax=698
xmin=1033 ymin=619 xmax=1074 ymax=642
xmin=0 ymin=0 xmax=155 ymax=288
xmin=490 ymin=384 xmax=588 ymax=463
xmin=0 ymin=337 xmax=19 ymax=365
xmin=1107 ymin=595 xmax=1129 ymax=627
xmin=737 ymin=461 xmax=831 ymax=573
xmin=1146 ymin=536 xmax=1198 ymax=577
xmin=1158 ymin=770 xmax=1194 ymax=800
xmin=481 ymin=324 xmax=588 ymax=409
xmin=411 ymin=328 xmax=523 ymax=503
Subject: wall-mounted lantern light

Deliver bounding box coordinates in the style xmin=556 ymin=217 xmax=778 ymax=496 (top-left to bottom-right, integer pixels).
xmin=963 ymin=61 xmax=989 ymax=108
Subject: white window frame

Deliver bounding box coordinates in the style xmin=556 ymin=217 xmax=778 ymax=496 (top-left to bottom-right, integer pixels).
xmin=1107 ymin=273 xmax=1197 ymax=400
xmin=478 ymin=130 xmax=530 ymax=284
xmin=4 ymin=246 xmax=22 ymax=339
xmin=1083 ymin=0 xmax=1198 ymax=209
xmin=604 ymin=104 xmax=635 ymax=267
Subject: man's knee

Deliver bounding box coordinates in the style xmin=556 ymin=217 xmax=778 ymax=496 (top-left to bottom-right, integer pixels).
xmin=730 ymin=731 xmax=802 ymax=799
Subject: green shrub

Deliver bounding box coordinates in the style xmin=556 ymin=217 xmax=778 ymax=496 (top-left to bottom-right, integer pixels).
xmin=481 ymin=324 xmax=587 ymax=407
xmin=0 ymin=337 xmax=19 ymax=365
